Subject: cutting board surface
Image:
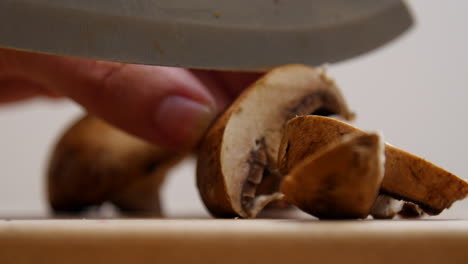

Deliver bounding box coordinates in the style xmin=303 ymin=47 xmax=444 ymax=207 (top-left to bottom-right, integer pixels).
xmin=1 ymin=219 xmax=467 ymax=264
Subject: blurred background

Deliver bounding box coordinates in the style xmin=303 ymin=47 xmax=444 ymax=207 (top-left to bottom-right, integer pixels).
xmin=1 ymin=0 xmax=467 ymax=218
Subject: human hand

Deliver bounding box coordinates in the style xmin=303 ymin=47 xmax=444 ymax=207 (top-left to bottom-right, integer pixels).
xmin=0 ymin=48 xmax=260 ymax=150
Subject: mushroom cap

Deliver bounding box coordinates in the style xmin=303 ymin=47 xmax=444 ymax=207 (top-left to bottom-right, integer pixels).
xmin=197 ymin=65 xmax=354 ymax=218
xmin=280 ymin=133 xmax=385 ymax=219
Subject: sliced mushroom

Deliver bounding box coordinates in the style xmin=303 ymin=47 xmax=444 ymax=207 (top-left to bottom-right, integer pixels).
xmin=197 ymin=64 xmax=354 ymax=218
xmin=278 ymin=115 xmax=468 ymax=215
xmin=280 ymin=133 xmax=385 ymax=219
xmin=47 ymin=115 xmax=185 ymax=216
xmin=370 ymin=194 xmax=404 ymax=219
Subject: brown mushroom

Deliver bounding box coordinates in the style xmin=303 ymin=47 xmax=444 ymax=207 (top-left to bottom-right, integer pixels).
xmin=196 ymin=64 xmax=354 ymax=218
xmin=278 ymin=115 xmax=468 ymax=215
xmin=280 ymin=133 xmax=385 ymax=219
xmin=47 ymin=115 xmax=185 ymax=216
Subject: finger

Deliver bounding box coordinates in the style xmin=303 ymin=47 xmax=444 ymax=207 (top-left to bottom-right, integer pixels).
xmin=0 ymin=51 xmax=61 ymax=103
xmin=0 ymin=78 xmax=44 ymax=103
xmin=2 ymin=48 xmax=217 ymax=150
xmin=0 ymin=77 xmax=63 ymax=104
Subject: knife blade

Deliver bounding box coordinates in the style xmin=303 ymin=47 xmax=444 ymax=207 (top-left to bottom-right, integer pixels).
xmin=0 ymin=0 xmax=413 ymax=71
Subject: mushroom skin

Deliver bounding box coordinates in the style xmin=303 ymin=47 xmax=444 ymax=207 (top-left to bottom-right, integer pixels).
xmin=197 ymin=65 xmax=354 ymax=218
xmin=280 ymin=133 xmax=385 ymax=219
xmin=47 ymin=115 xmax=185 ymax=216
xmin=278 ymin=116 xmax=468 ymax=215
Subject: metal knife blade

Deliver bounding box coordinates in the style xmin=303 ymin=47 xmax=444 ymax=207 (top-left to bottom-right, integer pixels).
xmin=0 ymin=0 xmax=413 ymax=71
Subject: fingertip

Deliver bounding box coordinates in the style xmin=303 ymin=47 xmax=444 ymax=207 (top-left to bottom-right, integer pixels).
xmin=152 ymin=95 xmax=217 ymax=150
xmin=91 ymin=65 xmax=218 ymax=150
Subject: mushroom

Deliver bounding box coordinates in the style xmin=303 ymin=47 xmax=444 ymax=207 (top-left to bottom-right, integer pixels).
xmin=196 ymin=64 xmax=354 ymax=218
xmin=47 ymin=115 xmax=185 ymax=216
xmin=280 ymin=133 xmax=385 ymax=219
xmin=370 ymin=194 xmax=404 ymax=219
xmin=278 ymin=115 xmax=468 ymax=215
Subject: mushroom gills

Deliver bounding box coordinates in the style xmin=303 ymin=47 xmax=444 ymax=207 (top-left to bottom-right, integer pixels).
xmin=242 ymin=139 xmax=267 ymax=208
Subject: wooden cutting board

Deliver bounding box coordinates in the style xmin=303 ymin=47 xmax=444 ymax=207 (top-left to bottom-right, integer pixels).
xmin=1 ymin=219 xmax=467 ymax=264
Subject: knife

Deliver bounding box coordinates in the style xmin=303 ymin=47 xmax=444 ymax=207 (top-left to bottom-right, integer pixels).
xmin=0 ymin=0 xmax=413 ymax=71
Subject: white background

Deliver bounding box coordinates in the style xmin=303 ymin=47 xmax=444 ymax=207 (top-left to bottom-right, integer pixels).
xmin=1 ymin=0 xmax=467 ymax=218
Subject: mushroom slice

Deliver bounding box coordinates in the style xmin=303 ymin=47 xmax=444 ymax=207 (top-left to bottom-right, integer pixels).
xmin=370 ymin=194 xmax=404 ymax=219
xmin=278 ymin=116 xmax=468 ymax=215
xmin=47 ymin=115 xmax=185 ymax=216
xmin=280 ymin=133 xmax=385 ymax=219
xmin=197 ymin=64 xmax=354 ymax=218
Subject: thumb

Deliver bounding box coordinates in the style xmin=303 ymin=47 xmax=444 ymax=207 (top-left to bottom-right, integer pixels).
xmin=5 ymin=49 xmax=219 ymax=150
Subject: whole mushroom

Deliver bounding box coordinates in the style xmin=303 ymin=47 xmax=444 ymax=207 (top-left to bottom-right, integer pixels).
xmin=47 ymin=115 xmax=185 ymax=216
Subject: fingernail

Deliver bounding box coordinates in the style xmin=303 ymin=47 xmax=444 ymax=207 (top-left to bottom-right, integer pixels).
xmin=153 ymin=96 xmax=216 ymax=150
